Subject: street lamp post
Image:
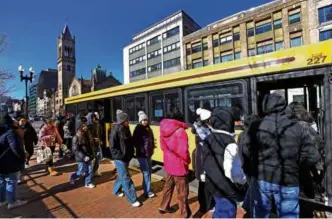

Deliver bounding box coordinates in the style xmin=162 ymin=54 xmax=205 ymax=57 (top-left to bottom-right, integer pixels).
xmin=18 ymin=64 xmax=34 ymax=119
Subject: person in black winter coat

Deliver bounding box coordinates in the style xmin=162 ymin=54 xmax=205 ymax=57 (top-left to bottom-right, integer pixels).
xmin=0 ymin=109 xmax=28 ymax=209
xmin=286 ymin=102 xmax=325 ymax=217
xmin=69 ymin=123 xmax=96 ymax=189
xmin=19 ymin=119 xmax=38 ymax=167
xmin=191 ymin=108 xmax=215 ymax=215
xmin=133 ymin=111 xmax=155 ymax=198
xmin=241 ymin=93 xmax=320 ymax=218
xmin=109 ymin=111 xmax=140 ymax=207
xmin=202 ymin=107 xmax=246 ymax=218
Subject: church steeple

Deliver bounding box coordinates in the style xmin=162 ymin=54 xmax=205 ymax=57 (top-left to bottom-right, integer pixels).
xmin=62 ymin=23 xmax=72 ymax=38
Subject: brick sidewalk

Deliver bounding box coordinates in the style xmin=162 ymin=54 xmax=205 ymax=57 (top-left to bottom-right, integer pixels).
xmin=0 ymin=154 xmax=245 ymax=218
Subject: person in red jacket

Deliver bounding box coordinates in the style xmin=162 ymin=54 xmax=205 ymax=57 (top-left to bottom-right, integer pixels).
xmin=158 ymin=112 xmax=191 ymax=218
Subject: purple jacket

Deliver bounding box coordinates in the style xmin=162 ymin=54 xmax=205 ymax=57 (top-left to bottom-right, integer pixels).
xmin=133 ymin=124 xmax=155 ymax=158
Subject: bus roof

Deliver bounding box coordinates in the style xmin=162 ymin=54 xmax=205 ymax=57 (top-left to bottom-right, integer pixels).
xmin=65 ymin=40 xmax=332 ymax=105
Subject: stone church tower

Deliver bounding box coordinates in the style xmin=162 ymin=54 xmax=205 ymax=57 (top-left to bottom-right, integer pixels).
xmin=56 ymin=23 xmax=76 ymax=115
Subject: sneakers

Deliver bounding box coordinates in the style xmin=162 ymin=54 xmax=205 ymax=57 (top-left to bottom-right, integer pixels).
xmin=148 ymin=193 xmax=155 ymax=198
xmin=209 ymin=207 xmax=215 ymax=212
xmin=48 ymin=167 xmax=60 ymax=176
xmin=85 ymin=184 xmax=96 ymax=189
xmin=159 ymin=207 xmax=176 ymax=214
xmin=0 ymin=201 xmax=7 ymax=207
xmin=116 ymin=192 xmax=124 ymax=197
xmin=8 ymin=200 xmax=28 ymax=210
xmin=131 ymin=201 xmax=141 ymax=207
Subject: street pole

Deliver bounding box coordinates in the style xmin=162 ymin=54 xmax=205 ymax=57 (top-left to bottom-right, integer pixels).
xmin=25 ymin=79 xmax=29 ymax=119
xmin=18 ymin=64 xmax=34 ymax=120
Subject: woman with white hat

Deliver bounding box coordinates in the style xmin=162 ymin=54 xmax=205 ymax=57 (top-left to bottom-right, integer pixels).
xmin=192 ymin=108 xmax=215 ymax=215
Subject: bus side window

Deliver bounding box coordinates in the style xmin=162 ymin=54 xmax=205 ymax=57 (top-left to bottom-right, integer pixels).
xmin=112 ymin=97 xmax=123 ymax=122
xmin=150 ymin=90 xmax=180 ymax=124
xmin=185 ymin=81 xmax=247 ymax=126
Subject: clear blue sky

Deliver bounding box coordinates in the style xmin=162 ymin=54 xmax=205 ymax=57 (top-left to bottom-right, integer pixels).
xmin=1 ymin=0 xmax=271 ymax=99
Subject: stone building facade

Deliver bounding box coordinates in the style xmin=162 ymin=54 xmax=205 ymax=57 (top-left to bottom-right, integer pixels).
xmin=183 ymin=0 xmax=332 ymax=69
xmin=56 ymin=24 xmax=76 ymax=115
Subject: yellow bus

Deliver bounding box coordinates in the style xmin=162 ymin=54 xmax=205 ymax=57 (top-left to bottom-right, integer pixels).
xmin=65 ymin=39 xmax=332 ymax=209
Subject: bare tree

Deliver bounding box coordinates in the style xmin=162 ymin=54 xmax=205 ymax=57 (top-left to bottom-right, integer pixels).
xmin=0 ymin=34 xmax=14 ymax=97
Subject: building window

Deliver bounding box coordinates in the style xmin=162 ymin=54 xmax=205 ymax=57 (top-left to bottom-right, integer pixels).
xmin=273 ymin=19 xmax=282 ymax=29
xmin=319 ymin=5 xmax=332 ymax=24
xmin=203 ymin=43 xmax=208 ymax=50
xmin=130 ymin=55 xmax=146 ymax=65
xmin=234 ymin=52 xmax=241 ymax=60
xmin=233 ymin=33 xmax=240 ymax=41
xmin=247 ymin=28 xmax=255 ymax=37
xmin=164 ymin=57 xmax=181 ymax=69
xmin=163 ymin=42 xmax=180 ymax=54
xmin=148 ymin=63 xmax=162 ymax=72
xmin=221 ymin=53 xmax=234 ymax=63
xmin=148 ymin=49 xmax=161 ymax=59
xmin=213 ymin=39 xmax=219 ymax=47
xmin=192 ymin=44 xmax=202 ymax=53
xmin=289 ymin=13 xmax=301 ymax=24
xmin=214 ymin=57 xmax=220 ymax=64
xmin=163 ymin=26 xmax=180 ymax=39
xmin=320 ymin=29 xmax=332 ymax=41
xmin=290 ymin=36 xmax=303 ymax=48
xmin=147 ymin=35 xmax=161 ymax=46
xmin=192 ymin=59 xmax=203 ymax=69
xmin=220 ymin=35 xmax=233 ymax=45
xmin=275 ymin=41 xmax=284 ymax=51
xmin=67 ymin=65 xmax=71 ymax=71
xmin=203 ymin=59 xmax=209 ymax=66
xmin=129 ymin=42 xmax=145 ymax=54
xmin=248 ymin=48 xmax=256 ymax=56
xmin=257 ymin=43 xmax=274 ymax=55
xmin=130 ymin=68 xmax=146 ymax=78
xmin=255 ymin=23 xmax=272 ymax=35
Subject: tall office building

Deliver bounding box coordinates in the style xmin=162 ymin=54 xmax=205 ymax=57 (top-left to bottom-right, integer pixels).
xmin=182 ymin=0 xmax=332 ymax=70
xmin=123 ymin=10 xmax=200 ymax=84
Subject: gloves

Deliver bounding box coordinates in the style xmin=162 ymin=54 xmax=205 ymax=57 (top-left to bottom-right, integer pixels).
xmin=84 ymin=156 xmax=90 ymax=162
xmin=200 ymin=173 xmax=206 ymax=182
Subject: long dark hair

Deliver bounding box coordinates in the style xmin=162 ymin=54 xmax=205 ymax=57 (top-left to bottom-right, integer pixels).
xmin=76 ymin=124 xmax=93 ymax=146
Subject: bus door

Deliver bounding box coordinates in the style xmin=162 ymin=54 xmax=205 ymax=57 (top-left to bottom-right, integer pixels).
xmin=254 ymin=70 xmax=332 ymax=212
xmin=256 ymin=75 xmax=324 ymax=135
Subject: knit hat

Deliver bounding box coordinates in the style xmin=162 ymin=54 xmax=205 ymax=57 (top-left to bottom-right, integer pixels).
xmin=196 ymin=108 xmax=211 ymax=121
xmin=116 ymin=109 xmax=123 ymax=115
xmin=117 ymin=112 xmax=129 ymax=124
xmin=94 ymin=112 xmax=99 ymax=120
xmin=138 ymin=111 xmax=148 ymax=123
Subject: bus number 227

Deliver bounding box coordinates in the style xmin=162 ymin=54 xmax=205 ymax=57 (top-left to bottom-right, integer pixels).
xmin=307 ymin=55 xmax=327 ymax=65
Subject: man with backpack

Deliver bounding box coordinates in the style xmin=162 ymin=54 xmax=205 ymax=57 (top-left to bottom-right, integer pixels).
xmin=0 ymin=108 xmax=28 ymax=209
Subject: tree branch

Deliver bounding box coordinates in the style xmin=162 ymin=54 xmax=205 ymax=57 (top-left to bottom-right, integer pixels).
xmin=0 ymin=34 xmax=15 ymax=97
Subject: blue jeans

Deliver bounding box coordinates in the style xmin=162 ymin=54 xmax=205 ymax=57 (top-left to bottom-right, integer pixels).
xmin=251 ymin=179 xmax=299 ymax=218
xmin=112 ymin=160 xmax=137 ymax=204
xmin=137 ymin=157 xmax=152 ymax=196
xmin=213 ymin=196 xmax=237 ymax=218
xmin=70 ymin=162 xmax=93 ymax=185
xmin=93 ymin=146 xmax=103 ymax=174
xmin=0 ymin=171 xmax=20 ymax=204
